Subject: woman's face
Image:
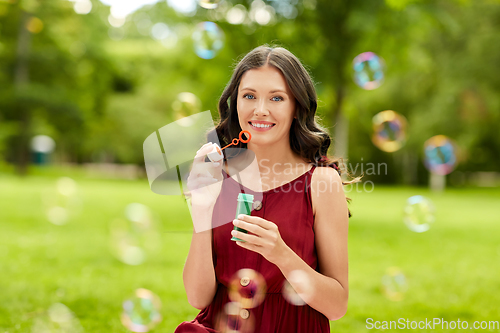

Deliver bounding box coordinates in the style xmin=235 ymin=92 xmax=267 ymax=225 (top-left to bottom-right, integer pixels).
xmin=237 ymin=64 xmax=296 ymax=147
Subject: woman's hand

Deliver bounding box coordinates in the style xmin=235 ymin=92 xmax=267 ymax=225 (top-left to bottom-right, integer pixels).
xmin=231 ymin=214 xmax=291 ymax=265
xmin=186 ymin=142 xmax=223 ymax=209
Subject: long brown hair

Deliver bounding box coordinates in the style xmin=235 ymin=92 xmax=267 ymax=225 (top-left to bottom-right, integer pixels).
xmin=210 ymin=45 xmax=337 ymax=165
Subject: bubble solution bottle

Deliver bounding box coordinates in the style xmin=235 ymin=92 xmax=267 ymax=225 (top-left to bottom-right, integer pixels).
xmin=231 ymin=193 xmax=254 ymax=242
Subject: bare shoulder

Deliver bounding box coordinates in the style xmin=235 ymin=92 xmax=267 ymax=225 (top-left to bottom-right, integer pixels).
xmin=310 ymin=166 xmax=346 ymax=217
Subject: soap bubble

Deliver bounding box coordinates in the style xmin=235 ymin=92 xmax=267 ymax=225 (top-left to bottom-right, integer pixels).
xmin=424 ymin=135 xmax=458 ymax=175
xmin=214 ymin=302 xmax=255 ymax=333
xmin=42 ymin=177 xmax=81 ymax=225
xmin=192 ymin=21 xmax=225 ymax=59
xmin=403 ymin=195 xmax=435 ymax=233
xmin=228 ymin=269 xmax=267 ymax=309
xmin=121 ymin=288 xmax=162 ymax=332
xmin=110 ymin=203 xmax=159 ymax=265
xmin=371 ymin=110 xmax=408 ymax=152
xmin=198 ymin=0 xmax=221 ymax=9
xmin=352 ymin=52 xmax=385 ymax=90
xmin=172 ymin=92 xmax=202 ymax=125
xmin=282 ymin=270 xmax=312 ymax=306
xmin=381 ymin=267 xmax=408 ymax=301
xmin=31 ymin=303 xmax=83 ymax=333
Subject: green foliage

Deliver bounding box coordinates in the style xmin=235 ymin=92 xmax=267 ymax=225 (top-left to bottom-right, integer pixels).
xmin=0 ymin=0 xmax=499 ymax=181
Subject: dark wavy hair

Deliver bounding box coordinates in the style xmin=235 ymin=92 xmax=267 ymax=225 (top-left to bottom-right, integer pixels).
xmin=208 ymin=44 xmax=356 ymax=215
xmin=210 ymin=45 xmax=339 ymax=166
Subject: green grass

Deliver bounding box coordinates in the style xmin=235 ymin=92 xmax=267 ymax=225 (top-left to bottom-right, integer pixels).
xmin=1 ymin=172 xmax=499 ymax=332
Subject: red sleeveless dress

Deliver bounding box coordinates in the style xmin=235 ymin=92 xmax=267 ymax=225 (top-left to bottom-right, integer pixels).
xmin=175 ymin=165 xmax=330 ymax=333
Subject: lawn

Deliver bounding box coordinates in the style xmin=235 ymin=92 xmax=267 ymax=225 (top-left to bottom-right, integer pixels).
xmin=1 ymin=171 xmax=499 ymax=332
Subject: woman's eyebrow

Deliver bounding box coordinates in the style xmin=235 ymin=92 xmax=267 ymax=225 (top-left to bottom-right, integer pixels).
xmin=240 ymin=87 xmax=288 ymax=95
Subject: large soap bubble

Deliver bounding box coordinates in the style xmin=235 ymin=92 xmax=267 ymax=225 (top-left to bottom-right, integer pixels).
xmin=403 ymin=195 xmax=435 ymax=233
xmin=371 ymin=110 xmax=408 ymax=152
xmin=228 ymin=268 xmax=267 ymax=309
xmin=424 ymin=135 xmax=458 ymax=175
xmin=192 ymin=21 xmax=225 ymax=59
xmin=352 ymin=52 xmax=385 ymax=90
xmin=121 ymin=288 xmax=162 ymax=332
xmin=214 ymin=302 xmax=255 ymax=333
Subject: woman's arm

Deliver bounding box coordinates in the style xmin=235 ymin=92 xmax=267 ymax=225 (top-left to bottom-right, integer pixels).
xmin=230 ymin=167 xmax=348 ymax=320
xmin=182 ymin=203 xmax=218 ymax=310
xmin=182 ymin=143 xmax=222 ymax=310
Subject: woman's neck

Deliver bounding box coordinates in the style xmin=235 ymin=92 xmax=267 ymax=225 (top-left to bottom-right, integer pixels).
xmin=247 ymin=141 xmax=306 ymax=174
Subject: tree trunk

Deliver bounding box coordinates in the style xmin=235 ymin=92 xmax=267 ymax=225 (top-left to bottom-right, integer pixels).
xmin=332 ymin=87 xmax=349 ymax=169
xmin=14 ymin=11 xmax=32 ymax=176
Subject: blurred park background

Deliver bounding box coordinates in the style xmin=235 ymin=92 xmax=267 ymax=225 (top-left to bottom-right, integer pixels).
xmin=1 ymin=0 xmax=500 ymax=332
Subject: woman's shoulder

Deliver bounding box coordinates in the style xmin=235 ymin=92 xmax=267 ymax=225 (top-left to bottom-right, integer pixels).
xmin=310 ymin=165 xmax=343 ymax=189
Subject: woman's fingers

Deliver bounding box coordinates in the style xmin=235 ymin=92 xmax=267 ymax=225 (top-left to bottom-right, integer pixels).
xmin=235 ymin=214 xmax=277 ymax=231
xmin=232 ymin=219 xmax=271 ymax=238
xmin=230 ymin=230 xmax=266 ymax=247
xmin=193 ymin=143 xmax=216 ymax=164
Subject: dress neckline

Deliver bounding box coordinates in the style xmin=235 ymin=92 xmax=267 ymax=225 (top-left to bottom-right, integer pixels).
xmin=221 ymin=164 xmax=316 ymax=194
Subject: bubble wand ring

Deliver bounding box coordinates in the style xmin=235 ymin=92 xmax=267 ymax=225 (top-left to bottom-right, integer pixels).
xmin=221 ymin=130 xmax=252 ymax=151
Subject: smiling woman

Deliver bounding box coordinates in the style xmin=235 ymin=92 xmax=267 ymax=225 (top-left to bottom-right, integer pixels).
xmin=176 ymin=45 xmax=351 ymax=333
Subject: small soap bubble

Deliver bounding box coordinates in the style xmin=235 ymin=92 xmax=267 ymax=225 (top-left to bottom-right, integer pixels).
xmin=199 ymin=0 xmax=221 ymax=9
xmin=110 ymin=203 xmax=158 ymax=265
xmin=192 ymin=21 xmax=225 ymax=59
xmin=172 ymin=92 xmax=202 ymax=125
xmin=31 ymin=303 xmax=83 ymax=333
xmin=42 ymin=177 xmax=81 ymax=226
xmin=403 ymin=195 xmax=435 ymax=233
xmin=228 ymin=269 xmax=266 ymax=309
xmin=352 ymin=52 xmax=385 ymax=90
xmin=371 ymin=110 xmax=407 ymax=152
xmin=282 ymin=270 xmax=312 ymax=306
xmin=121 ymin=288 xmax=162 ymax=333
xmin=424 ymin=135 xmax=458 ymax=175
xmin=381 ymin=267 xmax=408 ymax=301
xmin=214 ymin=302 xmax=255 ymax=333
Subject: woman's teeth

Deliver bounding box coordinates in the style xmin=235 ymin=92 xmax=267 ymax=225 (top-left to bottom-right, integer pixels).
xmin=251 ymin=123 xmax=273 ymax=128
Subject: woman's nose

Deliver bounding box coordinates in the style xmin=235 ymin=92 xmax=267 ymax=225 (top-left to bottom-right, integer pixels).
xmin=254 ymin=100 xmax=269 ymax=116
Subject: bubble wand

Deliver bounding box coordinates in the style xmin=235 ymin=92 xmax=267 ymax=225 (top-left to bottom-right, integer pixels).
xmin=207 ymin=130 xmax=252 ymax=163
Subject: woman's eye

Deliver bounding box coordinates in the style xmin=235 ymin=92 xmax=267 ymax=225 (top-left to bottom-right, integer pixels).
xmin=272 ymin=96 xmax=283 ymax=102
xmin=243 ymin=94 xmax=255 ymax=100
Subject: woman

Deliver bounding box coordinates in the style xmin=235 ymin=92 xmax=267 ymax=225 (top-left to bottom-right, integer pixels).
xmin=176 ymin=45 xmax=350 ymax=333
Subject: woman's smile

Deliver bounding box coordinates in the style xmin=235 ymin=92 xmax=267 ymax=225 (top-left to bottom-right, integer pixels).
xmin=248 ymin=120 xmax=276 ymax=132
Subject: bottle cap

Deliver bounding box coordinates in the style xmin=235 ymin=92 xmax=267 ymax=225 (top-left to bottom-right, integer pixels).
xmin=237 ymin=193 xmax=254 ymax=203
